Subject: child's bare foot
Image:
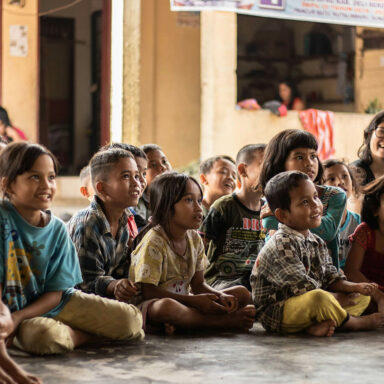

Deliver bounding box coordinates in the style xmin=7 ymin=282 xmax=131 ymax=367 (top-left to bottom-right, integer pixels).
xmin=306 ymin=320 xmax=336 ymax=337
xmin=164 ymin=323 xmax=176 ymax=335
xmin=343 ymin=312 xmax=384 ymax=331
xmin=0 ymin=353 xmax=42 ymax=384
xmin=228 ymin=305 xmax=255 ymax=330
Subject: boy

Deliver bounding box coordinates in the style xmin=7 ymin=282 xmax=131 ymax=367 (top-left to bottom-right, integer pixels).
xmin=199 ymin=155 xmax=237 ymax=218
xmin=200 ymin=144 xmax=266 ymax=291
xmin=68 ymin=148 xmax=141 ymax=303
xmin=79 ymin=165 xmax=95 ymax=201
xmin=251 ymin=170 xmax=384 ymax=337
xmin=138 ymin=144 xmax=172 ymax=220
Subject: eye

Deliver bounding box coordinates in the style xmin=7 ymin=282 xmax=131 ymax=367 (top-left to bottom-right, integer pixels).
xmin=295 ymin=155 xmax=303 ymax=160
xmin=48 ymin=175 xmax=56 ymax=181
xmin=185 ymin=197 xmax=193 ymax=203
xmin=30 ymin=174 xmax=39 ymax=180
xmin=302 ymin=199 xmax=309 ymax=205
xmin=310 ymin=154 xmax=317 ymax=160
xmin=142 ymin=172 xmax=147 ymax=178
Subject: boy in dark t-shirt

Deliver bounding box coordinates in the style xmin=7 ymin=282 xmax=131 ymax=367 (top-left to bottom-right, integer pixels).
xmin=201 ymin=144 xmax=266 ymax=291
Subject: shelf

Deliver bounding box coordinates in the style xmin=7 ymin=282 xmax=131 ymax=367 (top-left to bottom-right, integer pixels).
xmin=300 ymin=75 xmax=338 ymax=80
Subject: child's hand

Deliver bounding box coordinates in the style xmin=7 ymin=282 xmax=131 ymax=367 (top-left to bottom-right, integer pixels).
xmin=218 ymin=294 xmax=238 ymax=313
xmin=191 ymin=293 xmax=227 ymax=314
xmin=114 ymin=279 xmax=138 ymax=302
xmin=0 ymin=303 xmax=13 ymax=340
xmin=261 ymin=203 xmax=273 ymax=219
xmin=354 ymin=282 xmax=378 ymax=296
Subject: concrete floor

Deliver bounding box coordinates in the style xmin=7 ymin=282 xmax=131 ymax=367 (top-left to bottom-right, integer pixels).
xmin=11 ymin=323 xmax=384 ymax=384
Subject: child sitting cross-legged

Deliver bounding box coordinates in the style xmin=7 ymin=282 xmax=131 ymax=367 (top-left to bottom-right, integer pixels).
xmin=200 ymin=144 xmax=266 ymax=291
xmin=0 ymin=143 xmax=143 ymax=356
xmin=129 ymin=171 xmax=255 ymax=333
xmin=251 ymin=170 xmax=384 ymax=337
xmin=68 ymin=148 xmax=142 ymax=304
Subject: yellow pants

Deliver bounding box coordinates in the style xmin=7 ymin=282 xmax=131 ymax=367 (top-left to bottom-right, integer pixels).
xmin=14 ymin=291 xmax=144 ymax=355
xmin=281 ymin=289 xmax=370 ymax=334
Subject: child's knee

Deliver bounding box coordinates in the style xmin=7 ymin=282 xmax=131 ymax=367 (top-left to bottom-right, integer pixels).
xmin=16 ymin=318 xmax=74 ymax=355
xmin=149 ymin=298 xmax=181 ymax=323
xmin=308 ymin=289 xmax=334 ymax=307
xmin=113 ymin=304 xmax=144 ymax=340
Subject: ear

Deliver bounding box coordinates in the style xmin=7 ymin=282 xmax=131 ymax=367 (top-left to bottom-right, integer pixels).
xmin=274 ymin=208 xmax=288 ymax=223
xmin=199 ymin=173 xmax=208 ymax=186
xmin=237 ymin=163 xmax=247 ymax=178
xmin=95 ymin=181 xmax=105 ymax=197
xmin=80 ymin=186 xmax=89 ymax=198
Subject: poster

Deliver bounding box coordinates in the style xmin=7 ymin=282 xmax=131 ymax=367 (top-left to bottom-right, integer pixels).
xmin=170 ymin=0 xmax=384 ymax=29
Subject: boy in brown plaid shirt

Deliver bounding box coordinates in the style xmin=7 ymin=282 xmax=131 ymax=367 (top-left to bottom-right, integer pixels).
xmin=251 ymin=171 xmax=384 ymax=336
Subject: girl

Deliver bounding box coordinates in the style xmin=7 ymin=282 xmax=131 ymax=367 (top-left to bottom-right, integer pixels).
xmin=129 ymin=171 xmax=255 ymax=332
xmin=260 ymin=129 xmax=346 ymax=269
xmin=0 ymin=142 xmax=143 ymax=355
xmin=277 ymin=80 xmax=305 ymax=111
xmin=0 ymin=107 xmax=27 ymax=143
xmin=346 ymin=176 xmax=384 ymax=297
xmin=323 ymin=159 xmax=361 ymax=269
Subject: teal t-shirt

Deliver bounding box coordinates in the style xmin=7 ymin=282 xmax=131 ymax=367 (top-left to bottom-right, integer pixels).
xmin=0 ymin=201 xmax=82 ymax=317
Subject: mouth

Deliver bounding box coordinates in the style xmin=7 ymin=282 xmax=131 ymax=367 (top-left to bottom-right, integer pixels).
xmin=36 ymin=193 xmax=52 ymax=202
xmin=310 ymin=212 xmax=321 ymax=220
xmin=305 ymin=170 xmax=316 ymax=179
xmin=129 ymin=190 xmax=140 ymax=197
xmin=194 ymin=214 xmax=203 ymax=222
xmin=223 ymin=182 xmax=235 ymax=190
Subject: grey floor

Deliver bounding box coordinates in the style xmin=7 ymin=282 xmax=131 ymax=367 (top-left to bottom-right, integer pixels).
xmin=11 ymin=323 xmax=384 ymax=384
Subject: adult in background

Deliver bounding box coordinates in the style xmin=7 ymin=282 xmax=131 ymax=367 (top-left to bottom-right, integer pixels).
xmin=0 ymin=107 xmax=27 ymax=143
xmin=277 ymin=80 xmax=305 ymax=111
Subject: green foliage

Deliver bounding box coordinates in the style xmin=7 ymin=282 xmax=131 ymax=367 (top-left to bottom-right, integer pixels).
xmin=365 ymin=97 xmax=382 ymax=114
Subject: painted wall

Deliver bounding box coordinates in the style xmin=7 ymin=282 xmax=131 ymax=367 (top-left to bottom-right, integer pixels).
xmin=1 ymin=0 xmax=39 ymax=141
xmin=140 ymin=0 xmax=201 ymax=168
xmin=201 ymin=11 xmax=373 ymax=163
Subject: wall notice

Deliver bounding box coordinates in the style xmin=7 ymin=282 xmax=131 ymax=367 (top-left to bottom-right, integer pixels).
xmin=9 ymin=25 xmax=28 ymax=57
xmin=170 ymin=0 xmax=384 ymax=29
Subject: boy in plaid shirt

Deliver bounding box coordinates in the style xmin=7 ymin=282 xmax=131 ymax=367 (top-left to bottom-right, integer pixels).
xmin=251 ymin=171 xmax=384 ymax=336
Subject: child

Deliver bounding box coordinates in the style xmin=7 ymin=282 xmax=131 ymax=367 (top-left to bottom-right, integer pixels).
xmin=129 ymin=172 xmax=255 ymax=332
xmin=68 ymin=148 xmax=142 ymax=303
xmin=79 ymin=165 xmax=95 ymax=201
xmin=138 ymin=144 xmax=172 ymax=220
xmin=199 ymin=155 xmax=237 ymax=217
xmin=200 ymin=144 xmax=266 ymax=291
xmin=0 ymin=143 xmax=143 ymax=355
xmin=323 ymin=159 xmax=361 ymax=269
xmin=251 ymin=171 xmax=384 ymax=337
xmin=260 ymin=129 xmax=346 ymax=269
xmin=101 ymin=143 xmax=148 ymax=231
xmin=345 ymin=176 xmax=384 ymax=294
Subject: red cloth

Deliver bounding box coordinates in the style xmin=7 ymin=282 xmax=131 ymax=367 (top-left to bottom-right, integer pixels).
xmin=127 ymin=214 xmax=138 ymax=239
xmin=298 ymin=109 xmax=335 ymax=161
xmin=12 ymin=126 xmax=27 ymax=140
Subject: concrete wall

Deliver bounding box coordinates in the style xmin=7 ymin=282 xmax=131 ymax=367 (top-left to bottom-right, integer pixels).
xmin=1 ymin=0 xmax=39 ymax=141
xmin=140 ymin=0 xmax=201 ymax=168
xmin=201 ymin=11 xmax=373 ymax=163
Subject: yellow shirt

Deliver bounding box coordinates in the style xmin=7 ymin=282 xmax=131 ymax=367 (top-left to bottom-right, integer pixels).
xmin=130 ymin=225 xmax=209 ymax=295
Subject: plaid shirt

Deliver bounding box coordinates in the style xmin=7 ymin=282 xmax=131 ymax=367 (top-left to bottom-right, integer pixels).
xmin=67 ymin=196 xmax=131 ymax=297
xmin=250 ymin=223 xmax=344 ymax=332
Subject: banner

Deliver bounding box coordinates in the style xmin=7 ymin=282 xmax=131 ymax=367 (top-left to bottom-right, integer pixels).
xmin=170 ymin=0 xmax=384 ymax=29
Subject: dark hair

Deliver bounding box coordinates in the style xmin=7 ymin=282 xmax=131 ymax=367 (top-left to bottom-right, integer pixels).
xmin=199 ymin=155 xmax=235 ymax=175
xmin=149 ymin=171 xmax=202 ymax=235
xmin=357 ymin=111 xmax=384 ymax=165
xmin=101 ymin=142 xmax=147 ymax=160
xmin=361 ymin=176 xmax=384 ymax=230
xmin=0 ymin=107 xmax=11 ymax=127
xmin=0 ymin=142 xmax=59 ymax=198
xmin=260 ymin=129 xmax=323 ymax=191
xmin=265 ymin=171 xmax=310 ymax=213
xmin=278 ymin=80 xmax=301 ymax=110
xmin=140 ymin=144 xmax=162 ymax=155
xmin=236 ymin=144 xmax=266 ymax=166
xmin=322 ymin=158 xmax=359 ymax=197
xmin=79 ymin=165 xmax=91 ymax=184
xmin=90 ymin=148 xmax=134 ymax=185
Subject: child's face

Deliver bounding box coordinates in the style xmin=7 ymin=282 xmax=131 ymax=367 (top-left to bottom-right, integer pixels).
xmin=323 ymin=164 xmax=353 ymax=198
xmin=171 ymin=180 xmax=203 ymax=231
xmin=101 ymin=157 xmax=141 ymax=208
xmin=279 ymin=179 xmax=323 ymax=236
xmin=146 ymin=149 xmax=171 ymax=187
xmin=284 ymin=147 xmax=319 ymax=181
xmin=201 ymin=159 xmax=236 ymax=199
xmin=135 ymin=156 xmax=148 ymax=195
xmin=241 ymin=150 xmax=264 ymax=191
xmin=369 ymin=121 xmax=384 ymax=160
xmin=8 ymin=154 xmax=56 ymax=212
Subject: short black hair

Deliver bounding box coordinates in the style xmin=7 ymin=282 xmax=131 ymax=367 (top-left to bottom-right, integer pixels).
xmin=323 ymin=158 xmax=359 ymax=196
xmin=236 ymin=144 xmax=266 ymax=166
xmin=149 ymin=171 xmax=202 ymax=235
xmin=101 ymin=142 xmax=147 ymax=160
xmin=141 ymin=143 xmax=162 ymax=155
xmin=260 ymin=129 xmax=323 ymax=191
xmin=361 ymin=176 xmax=384 ymax=230
xmin=90 ymin=148 xmax=134 ymax=185
xmin=199 ymin=155 xmax=235 ymax=175
xmin=79 ymin=165 xmax=91 ymax=185
xmin=357 ymin=111 xmax=384 ymax=165
xmin=265 ymin=171 xmax=310 ymax=213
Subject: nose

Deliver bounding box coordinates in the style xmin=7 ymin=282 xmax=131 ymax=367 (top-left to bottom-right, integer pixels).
xmin=336 ymin=176 xmax=344 ymax=187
